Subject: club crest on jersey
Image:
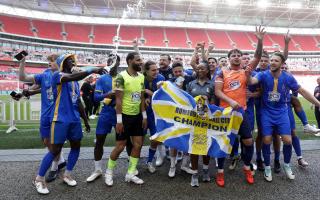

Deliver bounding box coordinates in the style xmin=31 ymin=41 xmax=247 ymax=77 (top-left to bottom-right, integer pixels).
xmin=268 ymin=91 xmax=281 ymax=102
xmin=229 ymin=80 xmax=241 ymax=90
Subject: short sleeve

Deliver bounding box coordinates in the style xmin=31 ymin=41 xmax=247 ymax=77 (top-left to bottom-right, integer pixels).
xmin=215 ymin=69 xmax=224 ymax=83
xmin=287 ymin=73 xmax=300 ymax=92
xmin=254 ymin=72 xmax=264 ymax=82
xmin=141 ymin=75 xmax=145 ymax=92
xmin=34 ymin=74 xmax=42 ymax=85
xmin=115 ymin=73 xmax=124 ymax=91
xmin=52 ymin=71 xmax=62 ymax=86
xmin=95 ymin=78 xmax=103 ymax=93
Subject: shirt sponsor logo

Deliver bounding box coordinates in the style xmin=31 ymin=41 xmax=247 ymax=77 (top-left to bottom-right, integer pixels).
xmin=229 ymin=80 xmax=241 ymax=90
xmin=131 ymin=92 xmax=141 ymax=102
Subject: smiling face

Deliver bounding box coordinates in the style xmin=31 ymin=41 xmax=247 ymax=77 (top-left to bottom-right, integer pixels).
xmin=241 ymin=54 xmax=250 ymax=67
xmin=270 ymin=55 xmax=283 ymax=72
xmin=145 ymin=64 xmax=159 ymax=79
xmin=219 ymin=57 xmax=228 ymax=67
xmin=130 ymin=54 xmax=143 ymax=72
xmin=196 ymin=63 xmax=209 ymax=79
xmin=259 ymin=56 xmax=270 ymax=70
xmin=229 ymin=52 xmax=242 ymax=68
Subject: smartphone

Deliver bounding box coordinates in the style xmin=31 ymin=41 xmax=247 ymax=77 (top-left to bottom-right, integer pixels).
xmin=10 ymin=91 xmax=17 ymax=97
xmin=14 ymin=50 xmax=28 ymax=61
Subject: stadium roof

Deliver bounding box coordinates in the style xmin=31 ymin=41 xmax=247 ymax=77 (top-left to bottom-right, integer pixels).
xmin=0 ymin=0 xmax=319 ymax=29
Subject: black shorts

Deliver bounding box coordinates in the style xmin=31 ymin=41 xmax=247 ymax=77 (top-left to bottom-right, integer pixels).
xmin=238 ymin=112 xmax=253 ymax=140
xmin=116 ymin=113 xmax=144 ymax=141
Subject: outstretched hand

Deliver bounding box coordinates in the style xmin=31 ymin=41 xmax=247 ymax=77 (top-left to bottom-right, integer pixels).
xmin=255 ymin=25 xmax=266 ymax=40
xmin=284 ymin=30 xmax=291 ymax=44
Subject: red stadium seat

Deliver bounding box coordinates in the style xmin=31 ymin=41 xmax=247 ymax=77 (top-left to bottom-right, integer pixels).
xmin=33 ymin=20 xmax=62 ymax=40
xmin=228 ymin=31 xmax=253 ymax=50
xmin=166 ymin=28 xmax=188 ymax=48
xmin=186 ymin=29 xmax=210 ymax=47
xmin=64 ymin=23 xmax=91 ymax=43
xmin=0 ymin=15 xmax=33 ymax=36
xmin=118 ymin=26 xmax=141 ymax=45
xmin=292 ymin=35 xmax=318 ymax=51
xmin=143 ymin=27 xmax=165 ymax=47
xmin=207 ymin=30 xmax=231 ymax=50
xmin=93 ymin=25 xmax=117 ymax=44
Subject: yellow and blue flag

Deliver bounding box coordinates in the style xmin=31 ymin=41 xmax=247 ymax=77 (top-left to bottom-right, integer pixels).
xmin=151 ymin=81 xmax=243 ymax=158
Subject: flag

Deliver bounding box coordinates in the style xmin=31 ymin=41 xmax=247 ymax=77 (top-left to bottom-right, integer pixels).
xmin=150 ymin=81 xmax=243 ymax=158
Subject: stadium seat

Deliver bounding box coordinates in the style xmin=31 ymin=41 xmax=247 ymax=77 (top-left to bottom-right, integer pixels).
xmin=0 ymin=15 xmax=33 ymax=36
xmin=32 ymin=20 xmax=62 ymax=40
xmin=64 ymin=23 xmax=91 ymax=43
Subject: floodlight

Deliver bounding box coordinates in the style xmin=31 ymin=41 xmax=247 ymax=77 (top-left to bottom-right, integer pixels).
xmin=226 ymin=0 xmax=240 ymax=6
xmin=257 ymin=0 xmax=270 ymax=8
xmin=288 ymin=1 xmax=302 ymax=9
xmin=201 ymin=0 xmax=212 ymax=5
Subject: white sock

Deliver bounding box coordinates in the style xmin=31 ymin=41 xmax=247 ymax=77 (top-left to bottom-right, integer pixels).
xmin=218 ymin=169 xmax=224 ymax=173
xmin=170 ymin=156 xmax=176 ymax=168
xmin=181 ymin=155 xmax=189 ymax=167
xmin=64 ymin=170 xmax=71 ymax=176
xmin=297 ymin=156 xmax=302 ymax=159
xmin=203 ymin=164 xmax=209 ymax=170
xmin=94 ymin=160 xmax=102 ymax=171
xmin=58 ymin=152 xmax=65 ymax=164
xmin=51 ymin=161 xmax=59 ymax=171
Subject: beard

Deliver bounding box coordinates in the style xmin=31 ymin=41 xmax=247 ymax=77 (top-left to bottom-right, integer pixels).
xmin=270 ymin=66 xmax=280 ymax=72
xmin=132 ymin=63 xmax=142 ymax=72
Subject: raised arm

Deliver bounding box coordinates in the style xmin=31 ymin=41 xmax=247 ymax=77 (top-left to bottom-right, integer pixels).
xmin=19 ymin=56 xmax=35 ymax=83
xmin=283 ymin=30 xmax=291 ymax=61
xmin=247 ymin=26 xmax=266 ymax=73
xmin=190 ymin=43 xmax=201 ymax=70
xmin=205 ymin=43 xmax=215 ymax=61
xmin=133 ymin=39 xmax=140 ymax=54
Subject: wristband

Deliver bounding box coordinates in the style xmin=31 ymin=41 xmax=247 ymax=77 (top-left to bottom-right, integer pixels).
xmin=117 ymin=114 xmax=122 ymax=123
xmin=142 ymin=111 xmax=147 ymax=119
xmin=85 ymin=68 xmax=93 ymax=74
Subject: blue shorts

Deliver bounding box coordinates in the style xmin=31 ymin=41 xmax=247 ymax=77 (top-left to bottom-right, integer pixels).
xmin=238 ymin=112 xmax=253 ymax=139
xmin=288 ymin=105 xmax=296 ymax=130
xmin=50 ymin=121 xmax=83 ymax=144
xmin=39 ymin=116 xmax=51 ymax=139
xmin=245 ymin=104 xmax=255 ymax=132
xmin=96 ymin=106 xmax=116 ymax=135
xmin=261 ymin=108 xmax=291 ymax=136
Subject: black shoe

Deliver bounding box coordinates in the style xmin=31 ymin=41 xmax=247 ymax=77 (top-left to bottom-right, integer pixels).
xmin=274 ymin=160 xmax=281 ymax=174
xmin=58 ymin=161 xmax=67 ymax=170
xmin=257 ymin=159 xmax=265 ymax=171
xmin=45 ymin=170 xmax=58 ymax=183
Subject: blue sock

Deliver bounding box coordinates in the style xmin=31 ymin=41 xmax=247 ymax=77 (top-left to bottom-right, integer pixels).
xmin=296 ymin=110 xmax=308 ymax=126
xmin=256 ymin=149 xmax=262 ymax=161
xmin=147 ymin=148 xmax=156 ymax=163
xmin=274 ymin=150 xmax=280 ymax=161
xmin=292 ymin=136 xmax=302 ymax=157
xmin=262 ymin=143 xmax=271 ymax=166
xmin=217 ymin=157 xmax=225 ymax=169
xmin=231 ymin=137 xmax=239 ymax=156
xmin=242 ymin=144 xmax=254 ymax=166
xmin=38 ymin=152 xmax=55 ymax=177
xmin=283 ymin=144 xmax=292 ymax=164
xmin=66 ymin=148 xmax=80 ymax=171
